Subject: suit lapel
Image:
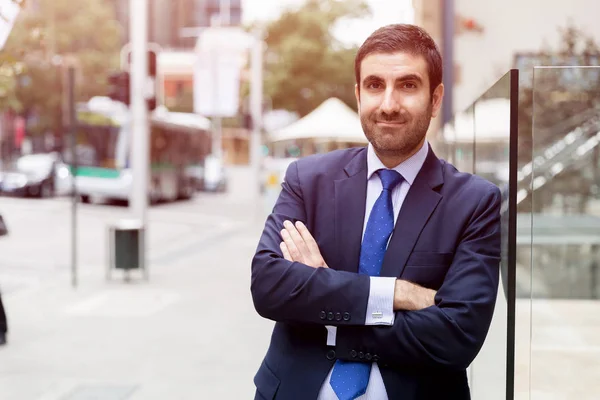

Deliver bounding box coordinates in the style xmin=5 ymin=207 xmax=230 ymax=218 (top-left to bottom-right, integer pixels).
xmin=334 ymin=149 xmax=367 ymax=273
xmin=379 ymin=148 xmax=445 ymax=278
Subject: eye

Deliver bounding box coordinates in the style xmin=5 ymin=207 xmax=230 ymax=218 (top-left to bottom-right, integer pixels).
xmin=366 ymin=82 xmax=383 ymax=90
xmin=402 ymin=82 xmax=417 ymax=89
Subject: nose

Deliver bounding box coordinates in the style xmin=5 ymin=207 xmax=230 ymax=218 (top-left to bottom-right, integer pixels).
xmin=380 ymin=88 xmax=400 ymax=115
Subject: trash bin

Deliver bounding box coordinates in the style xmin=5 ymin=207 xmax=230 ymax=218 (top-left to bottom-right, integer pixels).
xmin=107 ymin=219 xmax=147 ymax=281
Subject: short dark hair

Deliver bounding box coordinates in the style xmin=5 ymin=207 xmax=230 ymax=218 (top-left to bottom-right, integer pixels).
xmin=355 ymin=24 xmax=443 ymax=95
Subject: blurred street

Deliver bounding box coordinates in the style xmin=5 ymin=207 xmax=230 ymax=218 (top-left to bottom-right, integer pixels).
xmin=0 ymin=166 xmax=274 ymax=400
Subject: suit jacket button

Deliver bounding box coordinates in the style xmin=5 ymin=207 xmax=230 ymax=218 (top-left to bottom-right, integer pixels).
xmin=327 ymin=312 xmax=334 ymax=321
xmin=335 ymin=312 xmax=342 ymax=321
xmin=373 ymin=355 xmax=380 ymax=362
xmin=326 ymin=350 xmax=336 ymax=360
xmin=350 ymin=350 xmax=357 ymax=358
xmin=343 ymin=312 xmax=350 ymax=321
xmin=365 ymin=353 xmax=372 ymax=361
xmin=320 ymin=311 xmax=327 ymax=320
xmin=358 ymin=352 xmax=364 ymax=359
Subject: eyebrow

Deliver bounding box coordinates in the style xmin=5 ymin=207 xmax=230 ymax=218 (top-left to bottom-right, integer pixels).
xmin=362 ymin=73 xmax=423 ymax=85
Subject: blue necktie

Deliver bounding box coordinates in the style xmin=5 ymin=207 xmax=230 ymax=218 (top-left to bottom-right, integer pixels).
xmin=329 ymin=169 xmax=404 ymax=400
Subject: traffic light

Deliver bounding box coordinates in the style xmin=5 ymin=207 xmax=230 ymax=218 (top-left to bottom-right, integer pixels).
xmin=108 ymin=71 xmax=130 ymax=105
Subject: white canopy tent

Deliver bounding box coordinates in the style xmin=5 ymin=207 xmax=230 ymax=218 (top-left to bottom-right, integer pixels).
xmin=268 ymin=97 xmax=368 ymax=144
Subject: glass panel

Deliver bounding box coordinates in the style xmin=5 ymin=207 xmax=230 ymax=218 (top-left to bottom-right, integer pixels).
xmin=454 ymin=104 xmax=476 ymax=174
xmin=531 ymin=66 xmax=600 ymax=399
xmin=469 ymin=70 xmax=520 ymax=400
xmin=431 ymin=114 xmax=456 ymax=164
xmin=434 ymin=104 xmax=475 ymax=172
xmin=435 ymin=71 xmax=521 ymax=400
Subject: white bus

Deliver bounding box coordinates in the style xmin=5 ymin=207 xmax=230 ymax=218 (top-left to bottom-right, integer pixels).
xmin=66 ymin=97 xmax=212 ymax=204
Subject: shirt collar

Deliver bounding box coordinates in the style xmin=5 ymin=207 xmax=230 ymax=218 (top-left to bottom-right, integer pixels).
xmin=366 ymin=140 xmax=429 ymax=185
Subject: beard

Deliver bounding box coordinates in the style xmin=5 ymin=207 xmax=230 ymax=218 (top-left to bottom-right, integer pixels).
xmin=361 ymin=102 xmax=433 ymax=158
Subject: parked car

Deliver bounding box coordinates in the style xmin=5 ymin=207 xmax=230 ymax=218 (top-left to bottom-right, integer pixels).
xmin=0 ymin=152 xmax=72 ymax=198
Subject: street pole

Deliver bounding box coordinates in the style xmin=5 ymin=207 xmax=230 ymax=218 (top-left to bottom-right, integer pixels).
xmin=210 ymin=0 xmax=231 ymax=161
xmin=211 ymin=44 xmax=222 ymax=160
xmin=130 ymin=0 xmax=149 ymax=225
xmin=250 ymin=33 xmax=263 ymax=200
xmin=66 ymin=65 xmax=78 ymax=288
xmin=441 ymin=0 xmax=454 ymax=127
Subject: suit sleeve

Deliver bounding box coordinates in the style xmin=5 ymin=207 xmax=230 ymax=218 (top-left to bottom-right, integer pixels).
xmin=334 ymin=186 xmax=502 ymax=370
xmin=251 ymin=161 xmax=371 ymax=326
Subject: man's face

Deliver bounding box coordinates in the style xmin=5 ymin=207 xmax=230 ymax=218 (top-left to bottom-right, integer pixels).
xmin=355 ymin=52 xmax=444 ymax=160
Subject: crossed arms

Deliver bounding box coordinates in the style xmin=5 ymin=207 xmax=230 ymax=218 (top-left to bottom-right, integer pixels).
xmin=251 ymin=161 xmax=502 ymax=370
xmin=279 ymin=219 xmax=435 ymax=312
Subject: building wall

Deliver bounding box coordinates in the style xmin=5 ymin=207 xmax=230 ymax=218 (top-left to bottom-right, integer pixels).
xmin=412 ymin=0 xmax=443 ymax=45
xmin=453 ymin=0 xmax=600 ymax=112
xmin=413 ymin=0 xmax=600 ymax=113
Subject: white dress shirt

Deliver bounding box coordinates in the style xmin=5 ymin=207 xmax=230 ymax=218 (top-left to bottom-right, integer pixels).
xmin=317 ymin=141 xmax=429 ymax=400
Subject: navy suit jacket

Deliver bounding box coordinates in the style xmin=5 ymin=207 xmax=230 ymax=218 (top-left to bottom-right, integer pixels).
xmin=251 ymin=145 xmax=502 ymax=400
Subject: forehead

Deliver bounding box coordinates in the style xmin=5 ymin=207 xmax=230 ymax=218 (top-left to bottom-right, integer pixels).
xmin=360 ymin=51 xmax=429 ymax=84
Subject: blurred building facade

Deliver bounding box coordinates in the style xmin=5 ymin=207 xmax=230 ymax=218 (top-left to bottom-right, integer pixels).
xmin=412 ymin=0 xmax=444 ymax=142
xmin=108 ymin=0 xmax=243 ymax=49
xmin=413 ymin=0 xmax=600 ymax=113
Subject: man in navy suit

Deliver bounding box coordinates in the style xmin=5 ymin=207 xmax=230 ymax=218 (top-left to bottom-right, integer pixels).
xmin=251 ymin=24 xmax=501 ymax=400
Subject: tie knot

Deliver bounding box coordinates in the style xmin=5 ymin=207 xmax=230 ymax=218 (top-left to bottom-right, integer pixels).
xmin=377 ymin=169 xmax=403 ymax=191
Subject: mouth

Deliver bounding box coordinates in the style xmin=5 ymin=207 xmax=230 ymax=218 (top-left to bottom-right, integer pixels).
xmin=376 ymin=121 xmax=406 ymax=127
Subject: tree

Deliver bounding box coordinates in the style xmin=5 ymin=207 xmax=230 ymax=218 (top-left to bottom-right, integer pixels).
xmin=259 ymin=0 xmax=370 ymax=117
xmin=0 ymin=0 xmax=27 ymax=111
xmin=1 ymin=0 xmax=121 ymax=137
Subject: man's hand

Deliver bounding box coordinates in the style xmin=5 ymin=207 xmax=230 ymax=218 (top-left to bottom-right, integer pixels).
xmin=280 ymin=220 xmax=329 ymax=268
xmin=394 ymin=280 xmax=436 ymax=311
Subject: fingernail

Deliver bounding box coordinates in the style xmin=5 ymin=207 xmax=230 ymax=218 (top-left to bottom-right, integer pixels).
xmin=295 ymin=221 xmax=304 ymax=228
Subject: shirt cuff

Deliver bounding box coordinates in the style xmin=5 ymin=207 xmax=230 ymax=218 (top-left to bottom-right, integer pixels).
xmin=365 ymin=277 xmax=396 ymax=325
xmin=325 ymin=325 xmax=337 ymax=346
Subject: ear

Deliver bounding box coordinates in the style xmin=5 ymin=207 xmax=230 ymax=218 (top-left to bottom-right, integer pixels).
xmin=430 ymin=83 xmax=444 ymax=118
xmin=354 ymin=84 xmax=360 ymax=112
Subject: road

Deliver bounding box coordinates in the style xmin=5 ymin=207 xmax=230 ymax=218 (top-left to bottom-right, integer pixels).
xmin=0 ymin=167 xmax=276 ymax=399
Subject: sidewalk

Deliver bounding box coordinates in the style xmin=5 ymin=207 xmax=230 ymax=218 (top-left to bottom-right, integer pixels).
xmin=0 ymin=219 xmax=273 ymax=399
